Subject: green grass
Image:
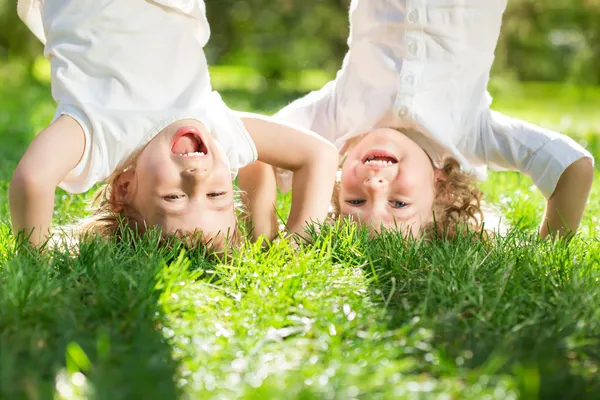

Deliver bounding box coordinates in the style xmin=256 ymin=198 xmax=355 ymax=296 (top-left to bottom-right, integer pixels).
xmin=1 ymin=61 xmax=600 ymax=399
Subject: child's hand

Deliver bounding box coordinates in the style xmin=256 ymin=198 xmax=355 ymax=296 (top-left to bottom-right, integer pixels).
xmin=541 ymin=157 xmax=594 ymax=238
xmin=240 ymin=113 xmax=339 ymax=239
xmin=9 ymin=116 xmax=85 ymax=247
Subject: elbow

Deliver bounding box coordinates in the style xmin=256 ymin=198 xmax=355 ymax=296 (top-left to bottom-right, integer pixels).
xmin=288 ymin=141 xmax=339 ymax=174
xmin=318 ymin=142 xmax=341 ymax=171
xmin=10 ymin=165 xmax=48 ymax=199
xmin=575 ymin=157 xmax=595 ymax=189
xmin=312 ymin=144 xmax=340 ymax=180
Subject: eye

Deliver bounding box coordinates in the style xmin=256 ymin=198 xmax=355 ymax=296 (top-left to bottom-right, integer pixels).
xmin=164 ymin=194 xmax=185 ymax=201
xmin=345 ymin=199 xmax=366 ymax=206
xmin=207 ymin=191 xmax=226 ymax=198
xmin=389 ymin=200 xmax=407 ymax=208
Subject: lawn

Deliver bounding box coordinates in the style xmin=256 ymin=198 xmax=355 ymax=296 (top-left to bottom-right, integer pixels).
xmin=1 ymin=61 xmax=599 ymax=399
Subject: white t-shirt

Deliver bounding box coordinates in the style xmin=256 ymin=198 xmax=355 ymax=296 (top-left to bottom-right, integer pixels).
xmin=275 ymin=0 xmax=593 ymax=198
xmin=18 ymin=0 xmax=258 ymax=193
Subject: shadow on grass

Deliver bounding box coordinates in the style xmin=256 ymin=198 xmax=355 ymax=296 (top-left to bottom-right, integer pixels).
xmin=309 ymin=221 xmax=600 ymax=398
xmin=0 ymin=234 xmax=198 ymax=398
xmin=354 ymin=229 xmax=600 ymax=399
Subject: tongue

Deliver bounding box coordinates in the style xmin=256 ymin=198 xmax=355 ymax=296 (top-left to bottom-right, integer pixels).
xmin=172 ymin=133 xmax=199 ymax=154
xmin=372 ymin=156 xmax=396 ymax=162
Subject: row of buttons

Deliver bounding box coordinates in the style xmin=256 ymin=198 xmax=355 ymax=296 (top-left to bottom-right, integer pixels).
xmin=407 ymin=39 xmax=420 ymax=57
xmin=407 ymin=9 xmax=419 ymax=23
xmin=396 ymin=7 xmax=422 ymax=119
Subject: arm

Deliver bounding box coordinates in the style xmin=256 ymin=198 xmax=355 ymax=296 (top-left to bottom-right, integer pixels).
xmin=238 ymin=161 xmax=279 ymax=241
xmin=474 ymin=109 xmax=594 ymax=238
xmin=239 ymin=113 xmax=339 ymax=238
xmin=540 ymin=157 xmax=594 ymax=239
xmin=9 ymin=116 xmax=85 ymax=247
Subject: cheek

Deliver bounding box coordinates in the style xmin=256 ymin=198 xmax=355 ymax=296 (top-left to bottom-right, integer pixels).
xmin=209 ymin=158 xmax=234 ymax=186
xmin=413 ymin=174 xmax=436 ymax=213
xmin=137 ymin=148 xmax=160 ymax=172
xmin=215 ymin=168 xmax=234 ymax=188
xmin=403 ymin=155 xmax=435 ymax=185
xmin=136 ymin=156 xmax=178 ymax=188
xmin=340 ymin=164 xmax=361 ymax=190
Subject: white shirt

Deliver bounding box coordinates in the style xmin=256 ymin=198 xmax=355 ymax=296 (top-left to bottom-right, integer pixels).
xmin=18 ymin=0 xmax=257 ymax=193
xmin=275 ymin=0 xmax=593 ymax=198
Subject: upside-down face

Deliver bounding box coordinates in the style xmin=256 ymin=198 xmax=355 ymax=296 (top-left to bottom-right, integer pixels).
xmin=338 ymin=128 xmax=442 ymax=236
xmin=114 ymin=119 xmax=237 ymax=243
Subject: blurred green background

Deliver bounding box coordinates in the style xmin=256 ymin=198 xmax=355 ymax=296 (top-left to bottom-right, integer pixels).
xmin=1 ymin=0 xmax=600 ymax=146
xmin=4 ymin=0 xmax=600 ymax=85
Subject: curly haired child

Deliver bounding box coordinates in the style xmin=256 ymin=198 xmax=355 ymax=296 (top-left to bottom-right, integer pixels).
xmin=10 ymin=0 xmax=339 ymax=249
xmin=249 ymin=0 xmax=594 ymax=240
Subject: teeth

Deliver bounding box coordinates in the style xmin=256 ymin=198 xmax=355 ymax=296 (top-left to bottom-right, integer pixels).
xmin=180 ymin=151 xmax=206 ymax=157
xmin=364 ymin=159 xmax=393 ymax=166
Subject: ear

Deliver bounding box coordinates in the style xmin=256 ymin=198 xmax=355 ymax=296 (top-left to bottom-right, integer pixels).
xmin=111 ymin=170 xmax=136 ymax=207
xmin=434 ymin=167 xmax=446 ymax=182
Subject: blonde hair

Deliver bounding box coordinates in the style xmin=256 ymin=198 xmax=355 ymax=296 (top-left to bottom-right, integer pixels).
xmin=422 ymin=158 xmax=484 ymax=240
xmin=76 ymin=170 xmax=243 ymax=252
xmin=330 ymin=157 xmax=484 ymax=240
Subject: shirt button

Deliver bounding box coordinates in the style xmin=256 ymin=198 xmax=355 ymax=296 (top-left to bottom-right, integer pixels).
xmin=397 ymin=106 xmax=410 ymax=118
xmin=403 ymin=73 xmax=415 ymax=85
xmin=407 ymin=10 xmax=418 ymax=23
xmin=407 ymin=40 xmax=418 ymax=56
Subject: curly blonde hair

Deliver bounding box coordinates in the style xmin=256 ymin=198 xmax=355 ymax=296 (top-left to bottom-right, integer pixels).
xmin=422 ymin=158 xmax=484 ymax=240
xmin=76 ymin=171 xmax=243 ymax=252
xmin=330 ymin=157 xmax=484 ymax=240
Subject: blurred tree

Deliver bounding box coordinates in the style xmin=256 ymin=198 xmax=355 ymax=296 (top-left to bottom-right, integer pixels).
xmin=206 ymin=0 xmax=349 ymax=86
xmin=497 ymin=0 xmax=600 ymax=84
xmin=1 ymin=0 xmax=600 ymax=85
xmin=0 ymin=0 xmax=42 ymax=60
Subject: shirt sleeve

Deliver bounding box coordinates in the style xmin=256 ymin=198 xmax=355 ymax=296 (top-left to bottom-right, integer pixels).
xmin=146 ymin=0 xmax=205 ymax=17
xmin=273 ymin=80 xmax=339 ymax=143
xmin=471 ymin=109 xmax=594 ymax=199
xmin=55 ymin=104 xmax=103 ymax=194
xmin=17 ymin=0 xmax=46 ymax=43
xmin=272 ymin=81 xmax=339 ymax=193
xmin=205 ymin=92 xmax=257 ymax=178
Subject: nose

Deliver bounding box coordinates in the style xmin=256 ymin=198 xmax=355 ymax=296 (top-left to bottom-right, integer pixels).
xmin=363 ymin=176 xmax=388 ymax=192
xmin=183 ymin=168 xmax=208 ymax=180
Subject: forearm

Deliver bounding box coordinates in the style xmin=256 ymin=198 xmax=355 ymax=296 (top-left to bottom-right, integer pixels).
xmin=286 ymin=158 xmax=337 ymax=237
xmin=9 ymin=176 xmax=57 ymax=247
xmin=8 ymin=116 xmax=85 ymax=247
xmin=238 ymin=161 xmax=279 ymax=241
xmin=240 ymin=112 xmax=339 ymax=237
xmin=540 ymin=157 xmax=594 ymax=238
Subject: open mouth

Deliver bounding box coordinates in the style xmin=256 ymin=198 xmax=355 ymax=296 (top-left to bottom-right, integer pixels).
xmin=362 ymin=150 xmax=398 ymax=166
xmin=171 ymin=126 xmax=208 ymax=157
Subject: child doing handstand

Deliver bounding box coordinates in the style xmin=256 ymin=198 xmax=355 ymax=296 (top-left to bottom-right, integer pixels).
xmin=10 ymin=0 xmax=339 ymax=248
xmin=250 ymin=0 xmax=594 ymax=239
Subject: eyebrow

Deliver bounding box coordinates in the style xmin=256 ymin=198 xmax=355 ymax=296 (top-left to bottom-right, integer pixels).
xmin=212 ymin=201 xmax=234 ymax=212
xmin=389 ymin=211 xmax=418 ymax=224
xmin=155 ymin=206 xmax=186 ymax=218
xmin=153 ymin=202 xmax=234 ymax=224
xmin=341 ymin=205 xmax=417 ymax=223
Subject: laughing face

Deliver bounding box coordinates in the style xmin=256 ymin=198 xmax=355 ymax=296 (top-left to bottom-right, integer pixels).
xmin=338 ymin=128 xmax=441 ymax=237
xmin=118 ymin=119 xmax=236 ymax=244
